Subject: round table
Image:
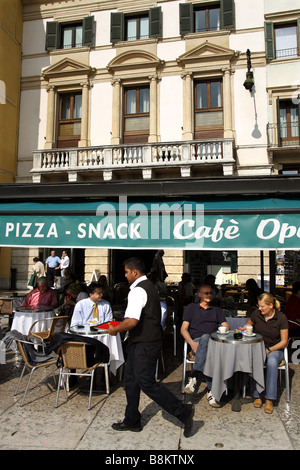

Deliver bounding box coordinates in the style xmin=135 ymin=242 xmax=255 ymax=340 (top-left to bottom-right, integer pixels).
xmin=11 ymin=306 xmax=55 ymax=336
xmin=204 ymin=330 xmax=266 ymax=412
xmin=69 ymin=325 xmax=124 ymax=376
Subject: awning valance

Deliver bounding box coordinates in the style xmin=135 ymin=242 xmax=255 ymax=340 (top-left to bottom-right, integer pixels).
xmin=0 ymin=196 xmax=300 ymax=250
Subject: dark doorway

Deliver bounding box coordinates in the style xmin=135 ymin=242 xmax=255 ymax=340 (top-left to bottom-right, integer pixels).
xmin=110 ymin=249 xmax=156 ymax=285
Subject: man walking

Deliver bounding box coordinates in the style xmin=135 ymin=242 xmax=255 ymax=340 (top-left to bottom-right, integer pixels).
xmin=107 ymin=257 xmax=195 ymax=438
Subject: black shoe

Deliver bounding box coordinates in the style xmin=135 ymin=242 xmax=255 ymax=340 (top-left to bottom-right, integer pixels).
xmin=112 ymin=420 xmax=142 ymax=432
xmin=182 ymin=404 xmax=195 ymax=438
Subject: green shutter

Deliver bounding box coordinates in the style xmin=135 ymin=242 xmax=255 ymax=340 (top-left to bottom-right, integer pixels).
xmin=179 ymin=3 xmax=193 ymax=35
xmin=45 ymin=22 xmax=60 ymax=51
xmin=111 ymin=12 xmax=124 ymax=43
xmin=83 ymin=16 xmax=95 ymax=47
xmin=149 ymin=6 xmax=162 ymax=38
xmin=221 ymin=0 xmax=235 ymax=30
xmin=265 ymin=22 xmax=275 ymax=61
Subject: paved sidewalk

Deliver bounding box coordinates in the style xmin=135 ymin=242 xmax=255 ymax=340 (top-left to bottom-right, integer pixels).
xmin=0 ymin=332 xmax=299 ymax=453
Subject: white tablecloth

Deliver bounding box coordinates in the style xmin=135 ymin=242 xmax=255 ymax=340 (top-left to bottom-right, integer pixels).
xmin=70 ymin=325 xmax=124 ymax=375
xmin=204 ymin=332 xmax=266 ymax=402
xmin=11 ymin=309 xmax=54 ymax=335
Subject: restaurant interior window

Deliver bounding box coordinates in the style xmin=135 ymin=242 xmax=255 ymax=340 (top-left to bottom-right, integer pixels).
xmin=278 ymin=99 xmax=299 ymax=146
xmin=194 ymin=4 xmax=220 ymax=32
xmin=194 ymin=79 xmax=223 ymax=139
xmin=274 ymin=23 xmax=298 ymax=59
xmin=57 ymin=92 xmax=82 ymax=148
xmin=125 ymin=14 xmax=149 ymax=41
xmin=123 ymin=86 xmax=150 ymax=143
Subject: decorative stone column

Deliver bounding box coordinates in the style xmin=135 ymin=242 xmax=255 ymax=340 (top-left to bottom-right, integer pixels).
xmin=78 ymin=81 xmax=91 ymax=147
xmin=181 ymin=72 xmax=193 ymax=141
xmin=111 ymin=79 xmax=121 ymax=145
xmin=149 ymin=74 xmax=159 ymax=143
xmin=222 ymin=68 xmax=234 ymax=139
xmin=45 ymin=85 xmax=56 ymax=149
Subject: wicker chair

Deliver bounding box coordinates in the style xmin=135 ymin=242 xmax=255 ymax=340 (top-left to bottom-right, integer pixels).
xmin=55 ymin=341 xmax=110 ymax=410
xmin=28 ymin=316 xmax=69 ymax=352
xmin=14 ymin=339 xmax=57 ymax=406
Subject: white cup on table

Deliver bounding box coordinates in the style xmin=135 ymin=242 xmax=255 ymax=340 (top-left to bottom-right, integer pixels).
xmin=245 ymin=325 xmax=253 ymax=335
xmin=218 ymin=326 xmax=227 ymax=334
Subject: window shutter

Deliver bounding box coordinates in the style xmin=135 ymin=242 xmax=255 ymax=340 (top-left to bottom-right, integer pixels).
xmin=83 ymin=16 xmax=95 ymax=47
xmin=111 ymin=12 xmax=124 ymax=43
xmin=221 ymin=0 xmax=235 ymax=30
xmin=265 ymin=22 xmax=275 ymax=61
xmin=45 ymin=21 xmax=60 ymax=51
xmin=179 ymin=3 xmax=193 ymax=35
xmin=149 ymin=6 xmax=162 ymax=38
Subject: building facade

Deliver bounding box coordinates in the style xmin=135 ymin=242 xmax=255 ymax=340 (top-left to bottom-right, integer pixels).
xmin=0 ymin=0 xmax=22 ymax=288
xmin=8 ymin=0 xmax=300 ymax=289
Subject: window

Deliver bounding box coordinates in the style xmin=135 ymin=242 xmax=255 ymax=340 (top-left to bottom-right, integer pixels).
xmin=194 ymin=79 xmax=223 ymax=138
xmin=123 ymin=86 xmax=150 ymax=143
xmin=110 ymin=7 xmax=161 ymax=43
xmin=278 ymin=100 xmax=299 ymax=146
xmin=126 ymin=15 xmax=149 ymax=41
xmin=57 ymin=92 xmax=82 ymax=148
xmin=61 ymin=23 xmax=83 ymax=49
xmin=45 ymin=17 xmax=95 ymax=51
xmin=265 ymin=19 xmax=300 ymax=61
xmin=274 ymin=24 xmax=298 ymax=59
xmin=180 ymin=0 xmax=235 ymax=35
xmin=194 ymin=5 xmax=220 ymax=33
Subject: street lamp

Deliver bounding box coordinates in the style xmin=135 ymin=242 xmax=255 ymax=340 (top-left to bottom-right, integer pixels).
xmin=243 ymin=49 xmax=254 ymax=92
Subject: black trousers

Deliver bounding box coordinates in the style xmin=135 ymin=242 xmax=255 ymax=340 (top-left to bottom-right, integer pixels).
xmin=124 ymin=340 xmax=188 ymax=427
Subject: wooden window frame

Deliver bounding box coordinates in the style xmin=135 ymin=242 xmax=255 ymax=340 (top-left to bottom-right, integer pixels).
xmin=194 ymin=79 xmax=223 ymax=139
xmin=194 ymin=3 xmax=221 ymax=33
xmin=123 ymin=86 xmax=150 ymax=144
xmin=274 ymin=22 xmax=298 ymax=59
xmin=61 ymin=22 xmax=83 ymax=49
xmin=57 ymin=92 xmax=82 ymax=148
xmin=125 ymin=14 xmax=149 ymax=41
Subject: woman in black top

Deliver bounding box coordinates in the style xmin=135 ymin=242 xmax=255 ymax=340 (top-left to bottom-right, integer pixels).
xmin=244 ymin=293 xmax=288 ymax=414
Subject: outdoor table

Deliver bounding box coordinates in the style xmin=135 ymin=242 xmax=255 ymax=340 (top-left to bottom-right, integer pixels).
xmin=204 ymin=330 xmax=266 ymax=412
xmin=11 ymin=306 xmax=54 ymax=335
xmin=69 ymin=324 xmax=124 ymax=376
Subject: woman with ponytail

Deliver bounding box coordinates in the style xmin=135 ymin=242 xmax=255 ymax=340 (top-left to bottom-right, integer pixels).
xmin=244 ymin=292 xmax=288 ymax=414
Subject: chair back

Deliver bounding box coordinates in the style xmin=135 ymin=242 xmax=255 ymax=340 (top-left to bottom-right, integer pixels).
xmin=48 ymin=316 xmax=69 ymax=341
xmin=59 ymin=342 xmax=88 ymax=369
xmin=15 ymin=340 xmax=31 ymax=367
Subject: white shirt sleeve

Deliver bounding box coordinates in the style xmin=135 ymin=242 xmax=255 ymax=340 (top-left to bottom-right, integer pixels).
xmin=125 ymin=286 xmax=147 ymax=321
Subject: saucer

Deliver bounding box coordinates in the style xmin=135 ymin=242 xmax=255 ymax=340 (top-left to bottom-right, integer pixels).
xmin=217 ymin=330 xmax=229 ymax=335
xmin=243 ymin=332 xmax=256 ymax=337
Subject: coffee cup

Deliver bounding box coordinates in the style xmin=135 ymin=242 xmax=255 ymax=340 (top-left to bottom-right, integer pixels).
xmin=245 ymin=325 xmax=253 ymax=335
xmin=218 ymin=326 xmax=227 ymax=334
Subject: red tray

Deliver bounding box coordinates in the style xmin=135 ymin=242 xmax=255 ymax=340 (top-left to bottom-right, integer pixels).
xmin=95 ymin=321 xmax=121 ymax=329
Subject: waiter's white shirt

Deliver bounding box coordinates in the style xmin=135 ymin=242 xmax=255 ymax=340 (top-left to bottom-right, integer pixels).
xmin=125 ymin=275 xmax=167 ymax=326
xmin=125 ymin=276 xmax=148 ymax=321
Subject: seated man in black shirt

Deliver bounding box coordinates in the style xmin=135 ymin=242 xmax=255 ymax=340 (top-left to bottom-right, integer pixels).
xmin=181 ymin=284 xmax=229 ymax=407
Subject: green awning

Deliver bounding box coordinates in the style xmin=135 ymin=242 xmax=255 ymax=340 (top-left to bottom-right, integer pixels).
xmin=0 ymin=196 xmax=299 ymax=249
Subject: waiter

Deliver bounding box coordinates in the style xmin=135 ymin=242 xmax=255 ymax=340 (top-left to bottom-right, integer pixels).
xmin=107 ymin=257 xmax=195 ymax=438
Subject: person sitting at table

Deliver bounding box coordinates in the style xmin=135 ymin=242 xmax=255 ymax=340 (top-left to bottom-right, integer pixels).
xmin=243 ymin=292 xmax=288 ymax=414
xmin=59 ymin=283 xmax=88 ymax=319
xmin=181 ymin=284 xmax=229 ymax=407
xmin=285 ymin=281 xmax=300 ymax=337
xmin=245 ymin=278 xmax=263 ymax=307
xmin=21 ymin=276 xmax=58 ymax=308
xmin=194 ymin=275 xmax=222 ymax=306
xmin=70 ymin=283 xmax=113 ymax=327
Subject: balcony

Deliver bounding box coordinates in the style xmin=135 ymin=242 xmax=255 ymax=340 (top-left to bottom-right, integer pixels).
xmin=267 ymin=122 xmax=300 ymax=150
xmin=31 ymin=138 xmax=235 ymax=183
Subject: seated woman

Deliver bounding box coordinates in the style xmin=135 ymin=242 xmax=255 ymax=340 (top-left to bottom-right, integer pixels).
xmin=244 ymin=292 xmax=288 ymax=414
xmin=59 ymin=283 xmax=88 ymax=319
